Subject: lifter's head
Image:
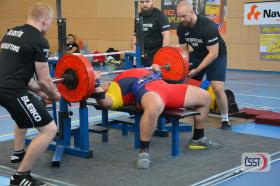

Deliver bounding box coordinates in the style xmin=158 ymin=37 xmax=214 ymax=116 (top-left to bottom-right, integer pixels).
xmin=101 ymin=82 xmax=110 ymax=92
xmin=27 ymin=2 xmax=54 ymax=35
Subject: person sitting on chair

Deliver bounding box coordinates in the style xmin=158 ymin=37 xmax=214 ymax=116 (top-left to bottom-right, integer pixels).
xmin=66 ymin=33 xmax=80 ymax=53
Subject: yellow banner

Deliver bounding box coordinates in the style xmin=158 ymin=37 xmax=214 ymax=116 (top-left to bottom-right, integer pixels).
xmin=260 ymin=26 xmax=280 ymax=61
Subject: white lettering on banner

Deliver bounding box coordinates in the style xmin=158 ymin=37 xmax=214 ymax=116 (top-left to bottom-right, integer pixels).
xmin=21 ymin=96 xmax=42 ymax=122
xmin=1 ymin=43 xmax=20 ymax=53
xmin=6 ymin=30 xmax=24 ymax=38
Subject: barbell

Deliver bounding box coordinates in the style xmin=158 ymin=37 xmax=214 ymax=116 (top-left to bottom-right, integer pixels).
xmin=53 ymin=47 xmax=189 ymax=103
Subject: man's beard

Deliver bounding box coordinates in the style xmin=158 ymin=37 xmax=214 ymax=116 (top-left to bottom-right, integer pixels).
xmin=182 ymin=21 xmax=191 ymax=27
xmin=182 ymin=17 xmax=193 ymax=27
xmin=141 ymin=7 xmax=153 ymax=17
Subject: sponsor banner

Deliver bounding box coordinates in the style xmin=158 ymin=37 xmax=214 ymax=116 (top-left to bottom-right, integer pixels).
xmin=260 ymin=26 xmax=280 ymax=61
xmin=161 ymin=0 xmax=227 ymax=34
xmin=244 ymin=1 xmax=280 ymax=25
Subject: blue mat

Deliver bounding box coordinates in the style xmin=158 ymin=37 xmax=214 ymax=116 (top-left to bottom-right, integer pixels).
xmin=218 ymin=159 xmax=280 ymax=186
xmin=232 ymin=122 xmax=280 ymax=139
xmin=0 ymin=175 xmax=9 ymax=185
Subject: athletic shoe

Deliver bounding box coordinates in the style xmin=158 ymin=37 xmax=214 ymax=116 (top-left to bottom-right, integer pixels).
xmin=136 ymin=152 xmax=151 ymax=169
xmin=188 ymin=136 xmax=221 ymax=150
xmin=105 ymin=56 xmax=121 ymax=70
xmin=10 ymin=151 xmax=25 ymax=166
xmin=10 ymin=172 xmax=46 ymax=186
xmin=220 ymin=121 xmax=232 ymax=130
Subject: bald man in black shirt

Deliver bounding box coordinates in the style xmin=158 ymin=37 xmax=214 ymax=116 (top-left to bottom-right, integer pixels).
xmin=176 ymin=0 xmax=231 ymax=131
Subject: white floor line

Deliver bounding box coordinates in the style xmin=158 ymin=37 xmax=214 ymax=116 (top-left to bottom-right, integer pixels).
xmin=228 ymin=81 xmax=280 ymax=87
xmin=235 ymin=93 xmax=280 ymax=100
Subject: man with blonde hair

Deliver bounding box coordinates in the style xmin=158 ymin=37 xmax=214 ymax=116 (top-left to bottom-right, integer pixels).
xmin=0 ymin=2 xmax=60 ymax=185
xmin=176 ymin=0 xmax=231 ymax=130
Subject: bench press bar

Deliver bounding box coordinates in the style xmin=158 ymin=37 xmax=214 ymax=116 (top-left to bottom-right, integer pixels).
xmin=48 ymin=50 xmax=134 ymax=61
xmin=51 ymin=64 xmax=171 ymax=84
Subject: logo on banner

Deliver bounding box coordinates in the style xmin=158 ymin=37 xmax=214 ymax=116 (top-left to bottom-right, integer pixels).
xmin=241 ymin=152 xmax=271 ymax=172
xmin=247 ymin=5 xmax=261 ymax=20
xmin=244 ymin=2 xmax=280 ymax=25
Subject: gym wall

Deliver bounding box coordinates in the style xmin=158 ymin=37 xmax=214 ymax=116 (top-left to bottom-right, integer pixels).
xmin=0 ymin=0 xmax=279 ymax=71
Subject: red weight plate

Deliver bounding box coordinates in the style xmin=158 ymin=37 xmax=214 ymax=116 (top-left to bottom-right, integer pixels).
xmin=153 ymin=47 xmax=189 ymax=83
xmin=55 ymin=54 xmax=95 ymax=102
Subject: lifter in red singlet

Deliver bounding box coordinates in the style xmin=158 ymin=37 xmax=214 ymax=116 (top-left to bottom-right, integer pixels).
xmin=93 ymin=65 xmax=220 ymax=169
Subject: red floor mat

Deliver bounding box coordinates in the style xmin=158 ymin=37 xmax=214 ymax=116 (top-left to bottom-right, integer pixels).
xmin=239 ymin=108 xmax=268 ymax=118
xmin=255 ymin=113 xmax=280 ymax=126
xmin=240 ymin=108 xmax=280 ymax=126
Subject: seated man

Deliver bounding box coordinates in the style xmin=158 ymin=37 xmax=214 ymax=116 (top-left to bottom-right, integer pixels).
xmin=93 ymin=65 xmax=220 ymax=169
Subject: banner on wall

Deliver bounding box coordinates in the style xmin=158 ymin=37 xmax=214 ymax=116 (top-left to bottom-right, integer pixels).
xmin=161 ymin=0 xmax=227 ymax=34
xmin=244 ymin=1 xmax=280 ymax=25
xmin=260 ymin=26 xmax=280 ymax=61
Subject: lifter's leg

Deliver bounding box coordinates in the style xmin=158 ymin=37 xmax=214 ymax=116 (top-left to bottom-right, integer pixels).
xmin=137 ymin=92 xmax=164 ymax=169
xmin=183 ymin=86 xmax=210 ymax=130
xmin=183 ymin=85 xmax=220 ymax=149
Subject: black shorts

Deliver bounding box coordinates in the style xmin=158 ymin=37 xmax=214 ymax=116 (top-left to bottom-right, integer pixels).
xmin=190 ymin=53 xmax=227 ymax=82
xmin=0 ymin=93 xmax=53 ymax=129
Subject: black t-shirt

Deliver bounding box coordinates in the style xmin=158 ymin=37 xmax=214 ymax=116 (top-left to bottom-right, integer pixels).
xmin=177 ymin=14 xmax=227 ymax=59
xmin=0 ymin=24 xmax=50 ymax=99
xmin=134 ymin=8 xmax=170 ymax=55
xmin=66 ymin=42 xmax=80 ymax=53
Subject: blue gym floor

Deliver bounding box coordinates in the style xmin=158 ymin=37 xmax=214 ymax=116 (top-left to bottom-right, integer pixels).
xmin=225 ymin=70 xmax=280 ymax=139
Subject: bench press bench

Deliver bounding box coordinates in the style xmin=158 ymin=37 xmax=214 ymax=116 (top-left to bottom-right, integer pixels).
xmin=87 ymin=101 xmax=200 ymax=157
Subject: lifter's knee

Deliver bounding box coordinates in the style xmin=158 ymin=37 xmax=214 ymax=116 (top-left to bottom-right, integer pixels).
xmin=142 ymin=92 xmax=164 ymax=119
xmin=203 ymin=90 xmax=211 ymax=107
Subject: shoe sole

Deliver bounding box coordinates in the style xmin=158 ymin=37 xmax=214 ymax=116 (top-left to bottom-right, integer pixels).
xmin=188 ymin=145 xmax=207 ymax=150
xmin=189 ymin=145 xmax=221 ymax=150
xmin=10 ymin=184 xmax=47 ymax=186
xmin=220 ymin=127 xmax=232 ymax=130
xmin=136 ymin=160 xmax=151 ymax=169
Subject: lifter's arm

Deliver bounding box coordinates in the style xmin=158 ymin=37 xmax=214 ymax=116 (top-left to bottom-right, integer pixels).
xmin=94 ymin=87 xmax=114 ymax=108
xmin=93 ymin=71 xmax=114 ymax=108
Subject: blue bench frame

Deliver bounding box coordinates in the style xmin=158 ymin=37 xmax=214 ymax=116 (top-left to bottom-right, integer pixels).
xmin=87 ymin=101 xmax=200 ymax=157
